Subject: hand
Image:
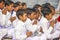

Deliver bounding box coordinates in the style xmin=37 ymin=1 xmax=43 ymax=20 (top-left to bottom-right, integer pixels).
xmin=50 ymin=20 xmax=55 ymax=28
xmin=2 ymin=8 xmax=7 ymax=15
xmin=26 ymin=32 xmax=32 ymax=37
xmin=40 ymin=27 xmax=43 ymax=33
xmin=9 ymin=17 xmax=16 ymax=22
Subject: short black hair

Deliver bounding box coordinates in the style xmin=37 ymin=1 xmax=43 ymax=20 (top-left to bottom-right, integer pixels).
xmin=16 ymin=9 xmax=26 ymax=19
xmin=42 ymin=3 xmax=51 ymax=8
xmin=5 ymin=0 xmax=14 ymax=6
xmin=26 ymin=8 xmax=37 ymax=15
xmin=33 ymin=4 xmax=41 ymax=8
xmin=0 ymin=0 xmax=5 ymax=3
xmin=41 ymin=7 xmax=52 ymax=17
xmin=22 ymin=2 xmax=26 ymax=6
xmin=13 ymin=2 xmax=19 ymax=8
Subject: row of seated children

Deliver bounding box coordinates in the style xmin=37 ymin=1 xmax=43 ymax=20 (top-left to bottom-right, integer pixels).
xmin=0 ymin=0 xmax=60 ymax=40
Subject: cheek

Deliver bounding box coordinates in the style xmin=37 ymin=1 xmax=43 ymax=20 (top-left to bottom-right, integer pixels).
xmin=50 ymin=15 xmax=52 ymax=19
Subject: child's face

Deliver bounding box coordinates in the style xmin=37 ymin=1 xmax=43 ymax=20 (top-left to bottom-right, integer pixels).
xmin=23 ymin=5 xmax=27 ymax=9
xmin=0 ymin=1 xmax=4 ymax=9
xmin=14 ymin=6 xmax=19 ymax=12
xmin=46 ymin=13 xmax=53 ymax=20
xmin=19 ymin=13 xmax=27 ymax=22
xmin=35 ymin=13 xmax=41 ymax=19
xmin=30 ymin=12 xmax=36 ymax=20
xmin=7 ymin=4 xmax=14 ymax=12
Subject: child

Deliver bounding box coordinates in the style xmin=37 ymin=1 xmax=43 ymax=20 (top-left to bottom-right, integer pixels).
xmin=0 ymin=0 xmax=5 ymax=27
xmin=33 ymin=4 xmax=42 ymax=13
xmin=25 ymin=8 xmax=46 ymax=40
xmin=3 ymin=0 xmax=14 ymax=27
xmin=22 ymin=3 xmax=27 ymax=9
xmin=16 ymin=2 xmax=22 ymax=9
xmin=40 ymin=6 xmax=55 ymax=39
xmin=25 ymin=8 xmax=38 ymax=33
xmin=12 ymin=2 xmax=20 ymax=20
xmin=14 ymin=9 xmax=32 ymax=40
xmin=1 ymin=0 xmax=14 ymax=38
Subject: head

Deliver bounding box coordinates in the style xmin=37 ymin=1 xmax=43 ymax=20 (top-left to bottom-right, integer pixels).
xmin=33 ymin=4 xmax=42 ymax=12
xmin=33 ymin=8 xmax=41 ymax=20
xmin=0 ymin=0 xmax=5 ymax=9
xmin=16 ymin=2 xmax=22 ymax=9
xmin=22 ymin=3 xmax=27 ymax=9
xmin=26 ymin=8 xmax=37 ymax=20
xmin=16 ymin=9 xmax=27 ymax=22
xmin=5 ymin=0 xmax=14 ymax=12
xmin=41 ymin=7 xmax=53 ymax=20
xmin=13 ymin=2 xmax=19 ymax=12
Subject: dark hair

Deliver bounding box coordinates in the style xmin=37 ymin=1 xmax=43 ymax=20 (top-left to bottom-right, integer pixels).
xmin=26 ymin=8 xmax=36 ymax=15
xmin=13 ymin=2 xmax=19 ymax=8
xmin=22 ymin=3 xmax=26 ymax=6
xmin=0 ymin=0 xmax=5 ymax=3
xmin=33 ymin=4 xmax=41 ymax=8
xmin=16 ymin=9 xmax=26 ymax=19
xmin=15 ymin=1 xmax=21 ymax=5
xmin=42 ymin=3 xmax=51 ymax=8
xmin=5 ymin=0 xmax=14 ymax=6
xmin=41 ymin=7 xmax=52 ymax=17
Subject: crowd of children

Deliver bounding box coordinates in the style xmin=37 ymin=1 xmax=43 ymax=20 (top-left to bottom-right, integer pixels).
xmin=0 ymin=0 xmax=60 ymax=40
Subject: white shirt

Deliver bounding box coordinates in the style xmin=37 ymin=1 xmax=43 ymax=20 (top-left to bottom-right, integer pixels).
xmin=25 ymin=18 xmax=38 ymax=33
xmin=14 ymin=19 xmax=27 ymax=40
xmin=38 ymin=16 xmax=53 ymax=36
xmin=5 ymin=11 xmax=12 ymax=27
xmin=11 ymin=11 xmax=16 ymax=17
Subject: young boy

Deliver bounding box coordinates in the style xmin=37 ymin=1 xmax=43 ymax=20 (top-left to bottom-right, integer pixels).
xmin=25 ymin=8 xmax=46 ymax=40
xmin=3 ymin=0 xmax=14 ymax=27
xmin=12 ymin=2 xmax=20 ymax=20
xmin=14 ymin=9 xmax=32 ymax=40
xmin=25 ymin=8 xmax=38 ymax=33
xmin=1 ymin=0 xmax=14 ymax=38
xmin=40 ymin=6 xmax=55 ymax=39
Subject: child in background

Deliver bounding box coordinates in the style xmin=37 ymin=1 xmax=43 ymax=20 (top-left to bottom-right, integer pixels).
xmin=22 ymin=3 xmax=27 ymax=9
xmin=40 ymin=5 xmax=55 ymax=39
xmin=33 ymin=4 xmax=42 ymax=13
xmin=2 ymin=0 xmax=15 ymax=38
xmin=16 ymin=2 xmax=22 ymax=9
xmin=0 ymin=0 xmax=5 ymax=28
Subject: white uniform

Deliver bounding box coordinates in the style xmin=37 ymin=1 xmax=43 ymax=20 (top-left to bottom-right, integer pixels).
xmin=38 ymin=16 xmax=53 ymax=39
xmin=14 ymin=19 xmax=27 ymax=40
xmin=25 ymin=18 xmax=46 ymax=40
xmin=25 ymin=18 xmax=38 ymax=33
